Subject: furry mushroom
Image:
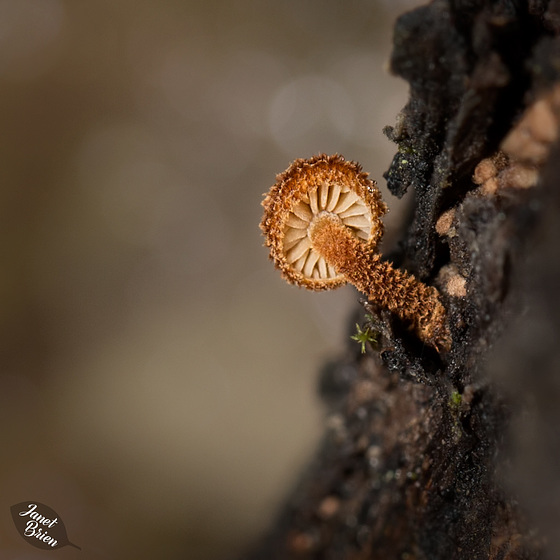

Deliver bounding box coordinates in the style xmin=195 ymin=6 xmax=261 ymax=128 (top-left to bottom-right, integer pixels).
xmin=260 ymin=154 xmax=451 ymax=352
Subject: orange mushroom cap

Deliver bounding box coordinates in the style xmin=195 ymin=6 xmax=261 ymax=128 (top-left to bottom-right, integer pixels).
xmin=260 ymin=154 xmax=387 ymax=290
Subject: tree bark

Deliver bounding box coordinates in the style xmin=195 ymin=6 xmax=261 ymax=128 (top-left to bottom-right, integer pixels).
xmin=245 ymin=1 xmax=560 ymax=558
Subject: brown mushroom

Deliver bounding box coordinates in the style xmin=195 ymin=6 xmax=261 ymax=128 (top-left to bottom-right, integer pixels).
xmin=260 ymin=154 xmax=451 ymax=352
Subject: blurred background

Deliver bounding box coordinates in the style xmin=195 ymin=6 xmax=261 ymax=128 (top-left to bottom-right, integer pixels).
xmin=0 ymin=1 xmax=419 ymax=558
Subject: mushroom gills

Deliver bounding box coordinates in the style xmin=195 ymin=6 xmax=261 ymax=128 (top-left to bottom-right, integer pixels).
xmin=281 ymin=179 xmax=374 ymax=281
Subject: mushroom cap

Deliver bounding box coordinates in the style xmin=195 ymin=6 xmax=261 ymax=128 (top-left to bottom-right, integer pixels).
xmin=260 ymin=154 xmax=387 ymax=290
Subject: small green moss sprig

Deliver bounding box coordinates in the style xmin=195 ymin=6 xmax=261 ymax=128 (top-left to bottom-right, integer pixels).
xmin=351 ymin=319 xmax=379 ymax=354
xmin=449 ymin=390 xmax=462 ymax=410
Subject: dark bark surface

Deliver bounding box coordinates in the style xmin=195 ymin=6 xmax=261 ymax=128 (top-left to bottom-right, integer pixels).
xmin=245 ymin=1 xmax=560 ymax=558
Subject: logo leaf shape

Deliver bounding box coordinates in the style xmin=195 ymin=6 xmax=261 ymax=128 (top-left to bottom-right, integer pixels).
xmin=10 ymin=501 xmax=81 ymax=550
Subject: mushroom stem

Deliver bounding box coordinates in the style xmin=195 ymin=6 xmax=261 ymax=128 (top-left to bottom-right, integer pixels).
xmin=308 ymin=212 xmax=451 ymax=351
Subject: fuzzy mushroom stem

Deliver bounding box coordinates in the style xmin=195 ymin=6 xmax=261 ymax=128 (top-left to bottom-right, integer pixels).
xmin=308 ymin=212 xmax=451 ymax=351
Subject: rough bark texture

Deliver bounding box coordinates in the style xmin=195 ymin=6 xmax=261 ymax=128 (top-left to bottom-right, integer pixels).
xmin=245 ymin=1 xmax=560 ymax=558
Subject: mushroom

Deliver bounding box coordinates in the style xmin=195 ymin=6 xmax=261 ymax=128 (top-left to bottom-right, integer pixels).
xmin=260 ymin=154 xmax=451 ymax=352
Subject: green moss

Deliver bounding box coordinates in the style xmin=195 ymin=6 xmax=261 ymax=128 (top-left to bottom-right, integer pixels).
xmin=351 ymin=322 xmax=379 ymax=354
xmin=450 ymin=391 xmax=462 ymax=408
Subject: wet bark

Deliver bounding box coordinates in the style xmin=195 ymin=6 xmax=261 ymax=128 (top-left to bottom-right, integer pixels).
xmin=245 ymin=1 xmax=560 ymax=558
